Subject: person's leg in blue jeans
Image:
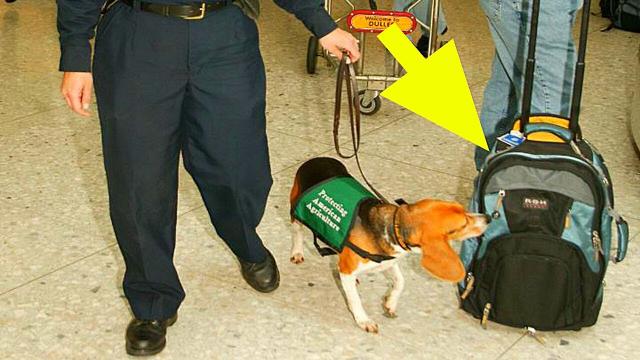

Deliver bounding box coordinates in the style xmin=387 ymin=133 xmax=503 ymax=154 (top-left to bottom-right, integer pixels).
xmin=393 ymin=0 xmax=447 ymax=55
xmin=474 ymin=53 xmax=520 ymax=168
xmin=475 ymin=0 xmax=582 ymax=169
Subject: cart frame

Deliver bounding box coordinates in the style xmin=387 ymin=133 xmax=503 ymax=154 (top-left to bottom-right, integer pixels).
xmin=306 ymin=0 xmax=442 ymax=115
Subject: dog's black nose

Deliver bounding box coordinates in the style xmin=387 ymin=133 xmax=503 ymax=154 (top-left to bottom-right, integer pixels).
xmin=483 ymin=214 xmax=492 ymax=224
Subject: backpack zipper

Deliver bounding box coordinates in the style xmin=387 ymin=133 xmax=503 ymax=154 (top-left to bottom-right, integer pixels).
xmin=481 ymin=303 xmax=492 ymax=329
xmin=460 ymin=273 xmax=475 ymax=300
xmin=491 ymin=190 xmax=506 ymax=219
xmin=592 ymin=230 xmax=603 ymax=262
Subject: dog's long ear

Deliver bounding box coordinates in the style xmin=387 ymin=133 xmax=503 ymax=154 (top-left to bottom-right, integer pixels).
xmin=419 ymin=237 xmax=465 ymax=282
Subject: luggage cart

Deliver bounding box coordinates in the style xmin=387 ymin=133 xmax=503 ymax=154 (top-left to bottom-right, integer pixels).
xmin=306 ymin=0 xmax=442 ymax=115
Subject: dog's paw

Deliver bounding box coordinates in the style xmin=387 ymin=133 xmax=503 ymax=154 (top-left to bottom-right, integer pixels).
xmin=382 ymin=296 xmax=398 ymax=318
xmin=382 ymin=306 xmax=397 ymax=319
xmin=290 ymin=253 xmax=304 ymax=264
xmin=357 ymin=320 xmax=379 ymax=333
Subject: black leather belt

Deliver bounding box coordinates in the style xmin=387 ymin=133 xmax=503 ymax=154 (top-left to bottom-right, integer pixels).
xmin=120 ymin=0 xmax=229 ymax=20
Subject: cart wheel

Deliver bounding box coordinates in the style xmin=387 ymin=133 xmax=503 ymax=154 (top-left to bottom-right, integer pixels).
xmin=306 ymin=36 xmax=319 ymax=74
xmin=358 ymin=90 xmax=381 ymax=115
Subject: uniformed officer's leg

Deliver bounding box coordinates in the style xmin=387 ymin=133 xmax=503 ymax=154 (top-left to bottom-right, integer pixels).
xmin=93 ymin=3 xmax=188 ymax=321
xmin=181 ymin=6 xmax=277 ymax=290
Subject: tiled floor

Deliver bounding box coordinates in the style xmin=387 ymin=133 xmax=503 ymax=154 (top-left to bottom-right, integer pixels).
xmin=1 ymin=0 xmax=639 ymax=359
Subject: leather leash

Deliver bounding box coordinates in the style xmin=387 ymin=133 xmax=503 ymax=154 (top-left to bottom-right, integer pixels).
xmin=333 ymin=54 xmax=390 ymax=204
xmin=308 ymin=56 xmax=412 ymax=262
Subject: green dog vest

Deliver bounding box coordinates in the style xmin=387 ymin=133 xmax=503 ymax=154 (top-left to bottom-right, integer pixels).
xmin=293 ymin=176 xmax=376 ymax=251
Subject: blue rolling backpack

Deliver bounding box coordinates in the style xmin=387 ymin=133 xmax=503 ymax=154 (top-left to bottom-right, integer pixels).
xmin=458 ymin=0 xmax=630 ymax=331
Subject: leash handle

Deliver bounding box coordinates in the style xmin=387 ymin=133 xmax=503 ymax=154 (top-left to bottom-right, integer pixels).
xmin=334 ymin=54 xmax=390 ymax=204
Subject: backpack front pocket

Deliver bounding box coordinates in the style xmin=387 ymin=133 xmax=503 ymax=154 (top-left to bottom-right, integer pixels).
xmin=490 ymin=254 xmax=580 ymax=329
xmin=472 ymin=233 xmax=596 ymax=330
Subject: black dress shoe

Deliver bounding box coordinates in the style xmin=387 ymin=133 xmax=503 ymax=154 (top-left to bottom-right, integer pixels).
xmin=239 ymin=249 xmax=280 ymax=293
xmin=125 ymin=314 xmax=177 ymax=356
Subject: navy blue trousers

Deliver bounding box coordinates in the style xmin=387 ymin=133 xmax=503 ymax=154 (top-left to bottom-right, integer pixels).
xmin=93 ymin=2 xmax=272 ymax=320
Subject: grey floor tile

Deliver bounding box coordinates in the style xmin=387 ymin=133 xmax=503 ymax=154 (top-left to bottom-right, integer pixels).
xmin=0 ymin=68 xmax=66 ymax=124
xmin=0 ymin=107 xmax=112 ymax=294
xmin=0 ymin=2 xmax=66 ymax=123
xmin=355 ymin=109 xmax=482 ymax=182
xmin=266 ymin=130 xmax=335 ymax=172
xmin=1 ymin=0 xmax=639 ymax=359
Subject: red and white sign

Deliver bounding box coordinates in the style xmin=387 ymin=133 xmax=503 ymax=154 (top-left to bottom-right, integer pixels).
xmin=347 ymin=10 xmax=417 ymax=34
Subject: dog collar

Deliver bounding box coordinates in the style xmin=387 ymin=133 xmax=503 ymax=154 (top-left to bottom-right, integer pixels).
xmin=392 ymin=205 xmax=412 ymax=251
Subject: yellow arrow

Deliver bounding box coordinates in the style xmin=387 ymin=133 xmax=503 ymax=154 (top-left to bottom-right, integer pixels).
xmin=377 ymin=24 xmax=488 ymax=150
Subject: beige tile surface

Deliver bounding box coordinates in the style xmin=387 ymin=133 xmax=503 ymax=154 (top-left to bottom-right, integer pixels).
xmin=0 ymin=2 xmax=66 ymax=123
xmin=0 ymin=106 xmax=112 ymax=294
xmin=1 ymin=0 xmax=639 ymax=359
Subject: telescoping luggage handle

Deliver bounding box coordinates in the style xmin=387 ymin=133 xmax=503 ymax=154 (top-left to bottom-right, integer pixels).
xmin=610 ymin=209 xmax=629 ymax=263
xmin=519 ymin=0 xmax=592 ymax=140
xmin=614 ymin=217 xmax=629 ymax=262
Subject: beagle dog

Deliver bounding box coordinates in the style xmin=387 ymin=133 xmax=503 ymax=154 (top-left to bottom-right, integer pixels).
xmin=289 ymin=157 xmax=489 ymax=333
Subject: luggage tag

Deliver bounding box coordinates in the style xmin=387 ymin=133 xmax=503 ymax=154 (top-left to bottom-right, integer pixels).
xmin=497 ymin=131 xmax=525 ymax=147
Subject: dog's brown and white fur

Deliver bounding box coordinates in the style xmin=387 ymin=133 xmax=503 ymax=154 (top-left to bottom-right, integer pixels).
xmin=289 ymin=158 xmax=489 ymax=333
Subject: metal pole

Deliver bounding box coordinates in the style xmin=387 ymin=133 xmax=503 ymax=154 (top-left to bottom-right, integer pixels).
xmin=428 ymin=0 xmax=440 ymax=56
xmin=520 ymin=0 xmax=541 ymax=130
xmin=569 ymin=0 xmax=592 ymax=136
xmin=358 ymin=32 xmax=366 ymax=75
xmin=406 ymin=0 xmax=423 ymax=12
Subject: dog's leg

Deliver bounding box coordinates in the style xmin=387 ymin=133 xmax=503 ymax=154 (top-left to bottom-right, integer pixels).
xmin=290 ymin=220 xmax=305 ymax=264
xmin=383 ymin=263 xmax=404 ymax=318
xmin=340 ymin=272 xmax=378 ymax=333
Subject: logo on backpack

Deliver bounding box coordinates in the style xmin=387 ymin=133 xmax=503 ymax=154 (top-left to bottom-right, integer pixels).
xmin=522 ymin=197 xmax=549 ymax=210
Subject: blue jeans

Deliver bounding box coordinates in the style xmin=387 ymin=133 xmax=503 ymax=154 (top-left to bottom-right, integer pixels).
xmin=393 ymin=0 xmax=448 ymax=34
xmin=474 ymin=0 xmax=583 ymax=169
